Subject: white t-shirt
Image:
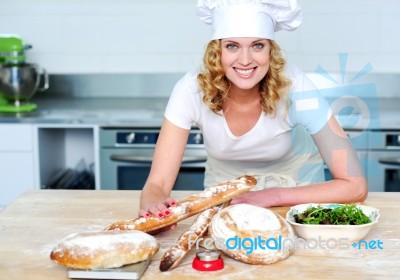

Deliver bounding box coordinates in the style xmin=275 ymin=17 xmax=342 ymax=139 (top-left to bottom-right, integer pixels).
xmin=164 ymin=63 xmax=332 ymax=188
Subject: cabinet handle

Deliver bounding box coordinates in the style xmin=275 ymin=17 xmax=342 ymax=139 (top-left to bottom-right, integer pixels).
xmin=378 ymin=157 xmax=400 ymax=166
xmin=110 ymin=154 xmax=207 ymax=164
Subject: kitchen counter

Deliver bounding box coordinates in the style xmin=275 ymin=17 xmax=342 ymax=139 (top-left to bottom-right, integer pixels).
xmin=0 ymin=96 xmax=400 ymax=129
xmin=0 ymin=97 xmax=169 ymax=126
xmin=0 ymin=190 xmax=399 ymax=279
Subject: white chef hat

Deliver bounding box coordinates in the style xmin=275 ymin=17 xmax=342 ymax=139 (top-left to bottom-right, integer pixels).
xmin=197 ymin=0 xmax=302 ymax=40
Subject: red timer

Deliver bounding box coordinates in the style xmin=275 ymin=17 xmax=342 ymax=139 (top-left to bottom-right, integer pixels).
xmin=192 ymin=250 xmax=224 ymax=271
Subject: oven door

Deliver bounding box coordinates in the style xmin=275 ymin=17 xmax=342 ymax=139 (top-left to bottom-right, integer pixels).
xmin=100 ymin=148 xmax=206 ymax=190
xmin=367 ymin=151 xmax=400 ymax=192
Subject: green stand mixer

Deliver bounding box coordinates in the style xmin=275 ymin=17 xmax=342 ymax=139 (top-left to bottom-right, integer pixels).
xmin=0 ymin=34 xmax=49 ymax=113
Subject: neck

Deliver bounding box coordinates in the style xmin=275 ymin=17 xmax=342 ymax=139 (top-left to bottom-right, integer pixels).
xmin=227 ymin=86 xmax=260 ymax=104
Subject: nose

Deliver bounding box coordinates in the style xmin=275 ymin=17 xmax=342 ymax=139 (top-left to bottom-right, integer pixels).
xmin=238 ymin=48 xmax=252 ymax=65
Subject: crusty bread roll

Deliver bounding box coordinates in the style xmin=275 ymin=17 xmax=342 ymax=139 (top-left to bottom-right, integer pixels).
xmin=159 ymin=207 xmax=219 ymax=272
xmin=105 ymin=175 xmax=257 ymax=232
xmin=209 ymin=204 xmax=295 ymax=264
xmin=50 ymin=230 xmax=159 ymax=269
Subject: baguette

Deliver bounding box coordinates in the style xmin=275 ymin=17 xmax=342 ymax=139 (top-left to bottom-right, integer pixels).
xmin=105 ymin=175 xmax=257 ymax=232
xmin=159 ymin=207 xmax=219 ymax=271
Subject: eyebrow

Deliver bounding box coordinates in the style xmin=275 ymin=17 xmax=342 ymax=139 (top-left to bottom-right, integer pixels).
xmin=221 ymin=40 xmax=237 ymax=44
xmin=221 ymin=39 xmax=267 ymax=44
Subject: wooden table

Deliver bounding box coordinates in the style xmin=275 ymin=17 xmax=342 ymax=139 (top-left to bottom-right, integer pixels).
xmin=0 ymin=190 xmax=399 ymax=279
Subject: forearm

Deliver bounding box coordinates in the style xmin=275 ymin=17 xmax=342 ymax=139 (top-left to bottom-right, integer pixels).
xmin=231 ymin=175 xmax=367 ymax=208
xmin=270 ymin=178 xmax=368 ymax=207
xmin=139 ymin=119 xmax=189 ymax=213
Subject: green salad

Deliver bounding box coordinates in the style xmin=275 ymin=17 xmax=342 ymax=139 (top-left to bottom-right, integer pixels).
xmin=293 ymin=204 xmax=371 ymax=225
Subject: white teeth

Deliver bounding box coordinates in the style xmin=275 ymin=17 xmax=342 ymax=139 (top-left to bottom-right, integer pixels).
xmin=235 ymin=68 xmax=254 ymax=76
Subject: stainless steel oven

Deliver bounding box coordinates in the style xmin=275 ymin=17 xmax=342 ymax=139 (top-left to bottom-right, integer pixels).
xmin=367 ymin=131 xmax=400 ymax=192
xmin=99 ymin=127 xmax=206 ymax=190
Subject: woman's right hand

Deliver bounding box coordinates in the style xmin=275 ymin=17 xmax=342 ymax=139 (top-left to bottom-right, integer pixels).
xmin=138 ymin=197 xmax=178 ymax=235
xmin=138 ymin=197 xmax=177 ymax=219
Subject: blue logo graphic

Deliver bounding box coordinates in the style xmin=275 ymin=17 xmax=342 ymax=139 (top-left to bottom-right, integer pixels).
xmin=315 ymin=53 xmax=380 ymax=134
xmin=352 ymin=239 xmax=384 ymax=250
xmin=225 ymin=236 xmax=284 ymax=255
xmin=188 ymin=233 xmax=385 ymax=253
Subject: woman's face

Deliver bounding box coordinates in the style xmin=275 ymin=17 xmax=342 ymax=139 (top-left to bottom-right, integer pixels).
xmin=220 ymin=37 xmax=270 ymax=91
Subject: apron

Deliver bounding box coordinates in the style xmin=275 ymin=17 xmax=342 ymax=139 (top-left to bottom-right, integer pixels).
xmin=203 ymin=126 xmax=325 ymax=190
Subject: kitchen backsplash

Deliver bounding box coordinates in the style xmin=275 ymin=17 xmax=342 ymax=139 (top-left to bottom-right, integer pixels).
xmin=1 ymin=0 xmax=400 ymax=77
xmin=45 ymin=73 xmax=183 ymax=98
xmin=44 ymin=72 xmax=400 ymax=98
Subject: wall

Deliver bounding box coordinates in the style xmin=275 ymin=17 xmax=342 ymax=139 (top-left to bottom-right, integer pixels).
xmin=1 ymin=0 xmax=205 ymax=74
xmin=279 ymin=0 xmax=400 ymax=75
xmin=1 ymin=0 xmax=400 ymax=98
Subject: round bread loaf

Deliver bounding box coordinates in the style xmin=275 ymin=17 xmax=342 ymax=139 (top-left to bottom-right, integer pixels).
xmin=50 ymin=230 xmax=159 ymax=269
xmin=209 ymin=204 xmax=295 ymax=264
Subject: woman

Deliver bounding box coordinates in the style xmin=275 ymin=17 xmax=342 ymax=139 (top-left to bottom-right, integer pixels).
xmin=139 ymin=0 xmax=367 ymax=220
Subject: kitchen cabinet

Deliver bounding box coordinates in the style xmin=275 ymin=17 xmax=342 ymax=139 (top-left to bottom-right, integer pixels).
xmin=36 ymin=125 xmax=99 ymax=190
xmin=0 ymin=124 xmax=36 ymax=207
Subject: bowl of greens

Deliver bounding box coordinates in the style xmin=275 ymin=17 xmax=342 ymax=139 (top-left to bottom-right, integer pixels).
xmin=286 ymin=204 xmax=380 ymax=242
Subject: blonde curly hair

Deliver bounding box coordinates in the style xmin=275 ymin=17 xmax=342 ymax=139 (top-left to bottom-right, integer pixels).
xmin=197 ymin=39 xmax=291 ymax=116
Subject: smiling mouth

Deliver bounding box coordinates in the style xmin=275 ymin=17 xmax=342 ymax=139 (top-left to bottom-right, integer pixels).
xmin=234 ymin=67 xmax=256 ymax=77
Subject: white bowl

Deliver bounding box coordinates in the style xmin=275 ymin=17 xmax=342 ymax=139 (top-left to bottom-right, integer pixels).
xmin=285 ymin=204 xmax=380 ymax=242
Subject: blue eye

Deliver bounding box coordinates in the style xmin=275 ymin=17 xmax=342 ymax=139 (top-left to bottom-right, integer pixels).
xmin=226 ymin=43 xmax=238 ymax=50
xmin=253 ymin=43 xmax=264 ymax=49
